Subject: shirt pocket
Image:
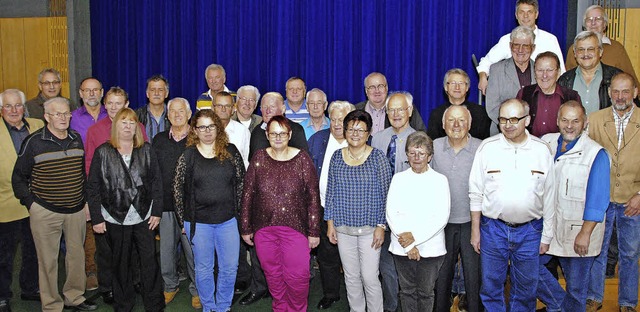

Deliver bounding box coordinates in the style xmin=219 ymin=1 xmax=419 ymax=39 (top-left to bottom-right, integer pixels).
xmin=529 ymin=169 xmax=546 ymax=194
xmin=484 ymin=170 xmax=502 ymax=196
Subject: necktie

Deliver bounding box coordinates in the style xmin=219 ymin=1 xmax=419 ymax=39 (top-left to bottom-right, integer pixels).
xmin=387 ymin=134 xmax=397 ymax=174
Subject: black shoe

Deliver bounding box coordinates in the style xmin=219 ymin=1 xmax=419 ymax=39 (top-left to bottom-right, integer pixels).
xmin=101 ymin=291 xmax=114 ymax=305
xmin=239 ymin=292 xmax=267 ymax=305
xmin=64 ymin=300 xmax=98 ymax=311
xmin=20 ymin=292 xmax=40 ymax=302
xmin=317 ymin=297 xmax=340 ymax=309
xmin=0 ymin=300 xmax=10 ymax=312
xmin=134 ymin=283 xmax=142 ymax=294
xmin=234 ymin=281 xmax=248 ymax=295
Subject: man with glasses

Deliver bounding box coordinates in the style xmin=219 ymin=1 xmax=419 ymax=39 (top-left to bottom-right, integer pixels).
xmin=213 ymin=91 xmax=250 ymax=168
xmin=371 ymin=91 xmax=416 ymax=312
xmin=12 ymin=97 xmax=98 ymax=312
xmin=136 ymin=75 xmax=171 ymax=140
xmin=284 ymin=77 xmax=310 ymax=123
xmin=25 ymin=68 xmax=77 ymax=120
xmin=300 ymin=88 xmax=330 ymax=140
xmin=356 ymin=72 xmax=425 ymax=135
xmin=232 ymin=85 xmax=262 ymax=132
xmin=517 ymin=52 xmax=581 ymax=137
xmin=0 ymin=89 xmax=44 ymax=312
xmin=558 ymin=31 xmax=622 ymax=115
xmin=485 ymin=26 xmax=537 ymax=135
xmin=469 ymin=98 xmax=555 ymax=311
xmin=427 ymin=69 xmax=491 ymax=140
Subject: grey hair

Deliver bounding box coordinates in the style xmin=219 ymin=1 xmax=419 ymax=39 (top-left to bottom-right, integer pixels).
xmin=204 ymin=64 xmax=226 ymax=79
xmin=510 ymin=25 xmax=536 ymax=43
xmin=583 ymin=5 xmax=608 ymax=31
xmin=500 ymin=98 xmax=530 ymax=115
xmin=405 ymin=131 xmax=434 ymax=156
xmin=363 ymin=72 xmax=387 ymax=88
xmin=327 ymin=100 xmax=355 ymax=116
xmin=385 ymin=91 xmax=414 ymax=109
xmin=306 ymin=88 xmax=327 ymax=104
xmin=167 ymin=97 xmax=192 ymax=114
xmin=441 ymin=104 xmax=473 ymax=126
xmin=237 ymin=85 xmax=261 ymax=103
xmin=43 ymin=97 xmax=70 ymax=113
xmin=0 ymin=89 xmax=27 ymax=106
xmin=38 ymin=68 xmax=61 ymax=83
xmin=443 ymin=68 xmax=470 ymax=89
xmin=573 ymin=31 xmax=603 ymax=50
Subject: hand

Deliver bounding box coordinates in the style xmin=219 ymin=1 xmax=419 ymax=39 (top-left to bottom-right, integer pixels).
xmin=397 ymin=232 xmax=415 ymax=248
xmin=371 ymin=227 xmax=385 ymax=250
xmin=327 ymin=222 xmax=338 ymax=244
xmin=539 ymin=243 xmax=550 ymax=254
xmin=93 ymin=222 xmax=107 ymax=234
xmin=308 ymin=236 xmax=320 ymax=249
xmin=407 ymin=247 xmax=421 ymax=261
xmin=624 ymin=194 xmax=640 ymax=217
xmin=181 ymin=228 xmax=186 ymax=235
xmin=471 ymin=227 xmax=481 ymax=254
xmin=242 ymin=234 xmax=254 ymax=246
xmin=148 ymin=216 xmax=161 ymax=231
xmin=574 ymin=229 xmax=591 ymax=256
xmin=478 ymin=73 xmax=488 ymax=95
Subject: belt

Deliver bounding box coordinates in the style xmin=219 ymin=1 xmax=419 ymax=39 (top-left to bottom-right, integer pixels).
xmin=497 ymin=218 xmax=531 ymax=228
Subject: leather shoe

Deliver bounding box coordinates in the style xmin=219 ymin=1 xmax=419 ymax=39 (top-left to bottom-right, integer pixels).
xmin=234 ymin=281 xmax=248 ymax=295
xmin=317 ymin=297 xmax=340 ymax=309
xmin=101 ymin=291 xmax=114 ymax=305
xmin=20 ymin=292 xmax=40 ymax=302
xmin=239 ymin=292 xmax=268 ymax=305
xmin=64 ymin=300 xmax=98 ymax=311
xmin=0 ymin=300 xmax=11 ymax=312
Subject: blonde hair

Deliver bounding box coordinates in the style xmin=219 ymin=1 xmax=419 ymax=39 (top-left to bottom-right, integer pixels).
xmin=109 ymin=108 xmax=144 ymax=148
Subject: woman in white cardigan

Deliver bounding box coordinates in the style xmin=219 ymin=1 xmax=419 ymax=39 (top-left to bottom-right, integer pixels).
xmin=386 ymin=131 xmax=451 ymax=312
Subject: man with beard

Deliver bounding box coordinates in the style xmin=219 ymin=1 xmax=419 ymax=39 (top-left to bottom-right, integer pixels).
xmin=25 ymin=68 xmax=77 ymax=120
xmin=585 ymin=73 xmax=640 ymax=312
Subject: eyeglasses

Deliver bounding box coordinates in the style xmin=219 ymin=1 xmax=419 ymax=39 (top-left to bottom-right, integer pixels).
xmin=510 ymin=43 xmax=534 ymax=52
xmin=238 ymin=96 xmax=256 ymax=104
xmin=407 ymin=151 xmax=429 ymax=159
xmin=575 ymin=47 xmax=598 ymax=55
xmin=586 ymin=16 xmax=605 ymax=23
xmin=498 ymin=115 xmax=528 ymax=125
xmin=213 ymin=104 xmax=233 ymax=110
xmin=195 ymin=124 xmax=216 ymax=132
xmin=40 ymin=81 xmax=61 ymax=87
xmin=307 ymin=101 xmax=326 ymax=108
xmin=534 ymin=68 xmax=557 ymax=75
xmin=330 ymin=118 xmax=344 ymax=124
xmin=2 ymin=103 xmax=25 ymax=111
xmin=387 ymin=107 xmax=408 ymax=115
xmin=346 ymin=128 xmax=369 ymax=135
xmin=81 ymin=88 xmax=102 ymax=93
xmin=268 ymin=132 xmax=289 ymax=139
xmin=47 ymin=112 xmax=72 ymax=119
xmin=446 ymin=81 xmax=468 ymax=87
xmin=365 ymin=84 xmax=387 ymax=92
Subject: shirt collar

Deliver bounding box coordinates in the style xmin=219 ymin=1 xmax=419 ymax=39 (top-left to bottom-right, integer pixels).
xmin=169 ymin=125 xmax=190 ymax=141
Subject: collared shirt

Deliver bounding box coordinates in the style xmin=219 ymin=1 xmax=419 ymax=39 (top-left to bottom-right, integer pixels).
xmin=430 ymin=135 xmax=482 ymax=224
xmin=363 ymin=102 xmax=387 ymax=135
xmin=169 ymin=126 xmax=189 ymax=142
xmin=70 ymin=105 xmax=108 ymax=145
xmin=612 ymin=105 xmax=635 ymax=150
xmin=4 ymin=118 xmax=30 ymax=153
xmin=371 ymin=126 xmax=415 ymax=174
xmin=144 ymin=105 xmax=167 ymax=140
xmin=284 ymin=99 xmax=309 ymax=123
xmin=530 ymin=85 xmax=564 ymax=137
xmin=469 ymin=131 xmax=556 ymax=243
xmin=515 ymin=60 xmax=532 ymax=89
xmin=319 ymin=134 xmax=348 ymax=206
xmin=573 ymin=64 xmax=603 ymax=114
xmin=300 ymin=116 xmax=330 ymax=140
xmin=225 ymin=119 xmax=251 ymax=169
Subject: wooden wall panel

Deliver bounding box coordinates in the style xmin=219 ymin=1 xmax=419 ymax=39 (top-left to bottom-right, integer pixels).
xmin=23 ymin=17 xmax=50 ymax=99
xmin=0 ymin=18 xmax=27 ymax=92
xmin=620 ymin=9 xmax=640 ymax=80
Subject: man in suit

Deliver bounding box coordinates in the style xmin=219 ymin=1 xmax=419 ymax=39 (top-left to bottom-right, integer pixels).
xmin=485 ymin=26 xmax=536 ymax=135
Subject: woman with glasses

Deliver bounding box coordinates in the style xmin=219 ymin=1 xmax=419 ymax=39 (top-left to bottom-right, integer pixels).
xmin=173 ymin=109 xmax=245 ymax=312
xmin=386 ymin=131 xmax=450 ymax=311
xmin=325 ymin=109 xmax=393 ymax=312
xmin=240 ymin=115 xmax=321 ymax=312
xmin=87 ymin=108 xmax=164 ymax=312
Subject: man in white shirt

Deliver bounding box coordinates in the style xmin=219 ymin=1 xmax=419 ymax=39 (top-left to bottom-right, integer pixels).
xmin=213 ymin=91 xmax=250 ymax=168
xmin=476 ymin=0 xmax=565 ymax=95
xmin=469 ymin=98 xmax=555 ymax=311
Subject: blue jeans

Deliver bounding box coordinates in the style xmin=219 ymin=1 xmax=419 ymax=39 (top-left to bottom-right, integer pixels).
xmin=588 ymin=202 xmax=640 ymax=307
xmin=480 ymin=217 xmax=542 ymax=312
xmin=185 ymin=218 xmax=240 ymax=312
xmin=538 ymin=255 xmax=595 ymax=311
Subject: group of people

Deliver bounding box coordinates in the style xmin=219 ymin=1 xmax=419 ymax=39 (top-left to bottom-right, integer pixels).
xmin=0 ymin=1 xmax=639 ymax=312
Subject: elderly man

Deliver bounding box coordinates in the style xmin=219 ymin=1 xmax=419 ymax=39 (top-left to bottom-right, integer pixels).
xmin=150 ymin=97 xmax=200 ymax=308
xmin=213 ymin=91 xmax=250 ymax=168
xmin=196 ymin=64 xmax=233 ymax=110
xmin=283 ymin=77 xmax=310 ymax=123
xmin=70 ymin=77 xmax=107 ymax=144
xmin=427 ymin=69 xmax=491 ymax=140
xmin=300 ymin=88 xmax=330 ymax=140
xmin=469 ymin=99 xmax=555 ymax=311
xmin=0 ymin=89 xmax=44 ymax=312
xmin=12 ymin=97 xmax=97 ymax=312
xmin=517 ymin=52 xmax=581 ymax=137
xmin=232 ymin=85 xmax=263 ymax=132
xmin=533 ymin=101 xmax=610 ymax=311
xmin=308 ymin=100 xmax=355 ymax=309
xmin=136 ymin=75 xmax=171 ymax=140
xmin=25 ymin=68 xmax=77 ymax=120
xmin=585 ymin=73 xmax=640 ymax=312
xmin=485 ymin=26 xmax=537 ymax=135
xmin=371 ymin=91 xmax=416 ymax=312
xmin=558 ymin=31 xmax=622 ymax=115
xmin=477 ymin=0 xmax=564 ymax=94
xmin=431 ymin=105 xmax=483 ymax=312
xmin=565 ymin=5 xmax=638 ymax=86
xmin=355 ymin=72 xmax=426 ymax=135
xmin=240 ymin=92 xmax=309 ymax=306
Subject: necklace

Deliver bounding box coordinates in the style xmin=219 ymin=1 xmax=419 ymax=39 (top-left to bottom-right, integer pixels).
xmin=347 ymin=147 xmax=365 ymax=160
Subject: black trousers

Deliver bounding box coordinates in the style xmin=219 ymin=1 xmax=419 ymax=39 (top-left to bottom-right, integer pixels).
xmin=317 ymin=220 xmax=342 ymax=299
xmin=0 ymin=217 xmax=39 ymax=300
xmin=106 ymin=222 xmax=164 ymax=312
xmin=248 ymin=244 xmax=268 ymax=295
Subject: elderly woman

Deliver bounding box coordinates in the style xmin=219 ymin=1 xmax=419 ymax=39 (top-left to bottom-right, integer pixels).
xmin=386 ymin=131 xmax=450 ymax=311
xmin=173 ymin=109 xmax=245 ymax=312
xmin=325 ymin=109 xmax=393 ymax=312
xmin=87 ymin=108 xmax=164 ymax=312
xmin=240 ymin=115 xmax=320 ymax=312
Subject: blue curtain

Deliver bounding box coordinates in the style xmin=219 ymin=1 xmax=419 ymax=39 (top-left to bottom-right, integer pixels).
xmin=90 ymin=0 xmax=567 ymax=123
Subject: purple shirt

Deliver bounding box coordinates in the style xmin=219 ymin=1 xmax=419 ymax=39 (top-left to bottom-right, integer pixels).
xmin=70 ymin=105 xmax=108 ymax=145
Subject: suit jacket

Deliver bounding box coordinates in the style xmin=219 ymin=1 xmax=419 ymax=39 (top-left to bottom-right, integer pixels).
xmin=485 ymin=58 xmax=536 ymax=132
xmin=232 ymin=112 xmax=262 ymax=133
xmin=557 ymin=63 xmax=622 ymax=111
xmin=0 ymin=118 xmax=45 ymax=222
xmin=355 ymin=101 xmax=426 ymax=132
xmin=308 ymin=129 xmax=331 ymax=177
